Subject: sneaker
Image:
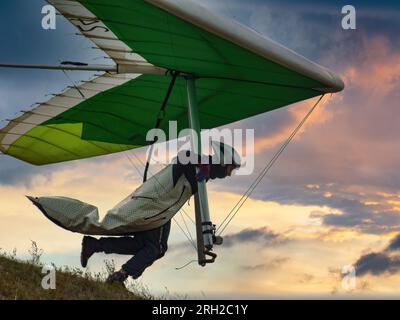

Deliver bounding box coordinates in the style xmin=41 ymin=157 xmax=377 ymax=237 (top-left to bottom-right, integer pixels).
xmin=80 ymin=236 xmax=98 ymax=268
xmin=106 ymin=269 xmax=128 ymax=285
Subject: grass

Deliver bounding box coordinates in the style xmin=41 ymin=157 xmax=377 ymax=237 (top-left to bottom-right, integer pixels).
xmin=0 ymin=242 xmax=152 ymax=300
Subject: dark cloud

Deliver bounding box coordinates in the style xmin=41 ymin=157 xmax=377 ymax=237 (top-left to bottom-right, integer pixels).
xmin=387 ymin=234 xmax=400 ymax=251
xmin=212 ymin=0 xmax=400 ymax=66
xmin=170 ymin=226 xmax=287 ymax=254
xmin=353 ymin=233 xmax=400 ymax=277
xmin=355 ymin=252 xmax=400 ymax=277
xmin=222 ymin=226 xmax=286 ymax=248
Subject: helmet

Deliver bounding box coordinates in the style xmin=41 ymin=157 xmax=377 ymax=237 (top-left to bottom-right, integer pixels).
xmin=211 ymin=141 xmax=241 ymax=167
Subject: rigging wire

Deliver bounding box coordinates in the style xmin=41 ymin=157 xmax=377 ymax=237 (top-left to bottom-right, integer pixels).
xmin=172 ymin=217 xmax=197 ymax=252
xmin=143 ymin=70 xmax=180 ymax=183
xmin=175 ymin=259 xmax=198 ymax=270
xmin=179 ymin=205 xmax=197 ymax=249
xmin=217 ymin=95 xmax=326 ymax=236
xmin=61 ymin=69 xmax=85 ymax=99
xmin=58 ymin=57 xmax=87 ymax=99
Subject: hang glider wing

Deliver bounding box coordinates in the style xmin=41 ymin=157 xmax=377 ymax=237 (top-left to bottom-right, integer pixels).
xmin=0 ymin=73 xmax=144 ymax=164
xmin=0 ymin=0 xmax=344 ymax=165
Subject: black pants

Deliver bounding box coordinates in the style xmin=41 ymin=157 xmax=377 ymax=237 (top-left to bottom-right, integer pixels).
xmin=97 ymin=220 xmax=171 ymax=279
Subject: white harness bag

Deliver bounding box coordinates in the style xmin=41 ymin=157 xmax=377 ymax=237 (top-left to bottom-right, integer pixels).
xmin=28 ymin=165 xmax=193 ymax=235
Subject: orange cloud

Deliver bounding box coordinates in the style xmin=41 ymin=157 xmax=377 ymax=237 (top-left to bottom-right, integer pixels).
xmin=343 ymin=36 xmax=400 ymax=96
xmin=253 ymin=35 xmax=400 ymax=158
xmin=253 ymin=88 xmax=341 ymax=154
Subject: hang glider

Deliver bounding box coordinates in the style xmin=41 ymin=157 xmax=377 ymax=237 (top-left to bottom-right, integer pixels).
xmin=0 ymin=0 xmax=344 ymax=266
xmin=0 ymin=0 xmax=343 ymax=166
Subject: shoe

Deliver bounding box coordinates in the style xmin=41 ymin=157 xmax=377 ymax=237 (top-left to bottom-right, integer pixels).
xmin=80 ymin=236 xmax=98 ymax=268
xmin=106 ymin=269 xmax=128 ymax=285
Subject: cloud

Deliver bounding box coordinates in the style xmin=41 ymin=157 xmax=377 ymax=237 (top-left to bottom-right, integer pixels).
xmin=355 ymin=252 xmax=400 ymax=277
xmin=170 ymin=226 xmax=287 ymax=253
xmin=387 ymin=234 xmax=400 ymax=251
xmin=202 ymin=0 xmax=400 ymax=59
xmin=222 ymin=226 xmax=287 ymax=248
xmin=240 ymin=257 xmax=290 ymax=272
xmin=353 ymin=233 xmax=400 ymax=277
xmin=0 ymin=156 xmax=51 ymax=186
xmin=298 ymin=273 xmax=315 ymax=284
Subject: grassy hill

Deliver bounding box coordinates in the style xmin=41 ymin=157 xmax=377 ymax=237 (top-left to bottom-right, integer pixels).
xmin=0 ymin=254 xmax=147 ymax=300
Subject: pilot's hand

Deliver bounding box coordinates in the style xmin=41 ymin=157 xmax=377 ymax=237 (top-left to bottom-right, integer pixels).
xmin=196 ymin=164 xmax=210 ymax=182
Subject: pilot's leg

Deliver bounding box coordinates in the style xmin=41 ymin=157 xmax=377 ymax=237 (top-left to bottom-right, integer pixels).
xmin=121 ymin=220 xmax=171 ymax=279
xmin=80 ymin=234 xmax=145 ymax=268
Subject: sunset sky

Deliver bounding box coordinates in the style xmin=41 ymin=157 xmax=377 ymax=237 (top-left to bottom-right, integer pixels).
xmin=1 ymin=0 xmax=400 ymax=298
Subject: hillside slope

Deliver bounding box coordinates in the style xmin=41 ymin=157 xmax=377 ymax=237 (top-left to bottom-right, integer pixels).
xmin=0 ymin=256 xmax=145 ymax=300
